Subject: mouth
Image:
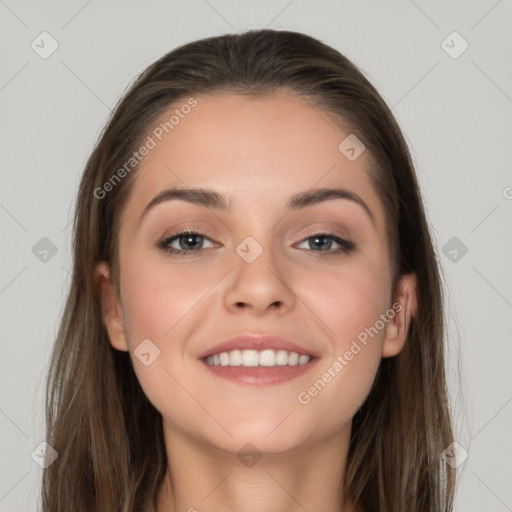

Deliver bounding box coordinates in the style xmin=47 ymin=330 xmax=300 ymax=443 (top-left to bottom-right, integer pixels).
xmin=202 ymin=349 xmax=314 ymax=367
xmin=197 ymin=334 xmax=320 ymax=386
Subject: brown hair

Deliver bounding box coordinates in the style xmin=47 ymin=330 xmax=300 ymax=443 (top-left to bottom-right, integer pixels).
xmin=42 ymin=29 xmax=456 ymax=511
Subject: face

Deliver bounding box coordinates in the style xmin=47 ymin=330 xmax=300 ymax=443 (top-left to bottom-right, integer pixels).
xmin=97 ymin=90 xmax=415 ymax=455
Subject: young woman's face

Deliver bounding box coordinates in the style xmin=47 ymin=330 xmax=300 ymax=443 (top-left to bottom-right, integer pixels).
xmin=99 ymin=91 xmax=410 ymax=456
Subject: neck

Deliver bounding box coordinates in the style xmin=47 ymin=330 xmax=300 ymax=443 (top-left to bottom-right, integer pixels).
xmin=156 ymin=420 xmax=360 ymax=512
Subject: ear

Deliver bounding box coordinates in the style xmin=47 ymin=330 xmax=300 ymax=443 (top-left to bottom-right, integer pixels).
xmin=381 ymin=273 xmax=418 ymax=358
xmin=95 ymin=261 xmax=129 ymax=352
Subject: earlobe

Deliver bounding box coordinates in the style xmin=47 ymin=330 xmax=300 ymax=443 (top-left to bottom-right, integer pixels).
xmin=95 ymin=261 xmax=129 ymax=352
xmin=381 ymin=273 xmax=418 ymax=358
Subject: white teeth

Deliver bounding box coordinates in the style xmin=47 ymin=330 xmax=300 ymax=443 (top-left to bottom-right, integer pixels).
xmin=275 ymin=349 xmax=289 ymax=366
xmin=288 ymin=352 xmax=299 ymax=366
xmin=205 ymin=349 xmax=312 ymax=367
xmin=298 ymin=354 xmax=310 ymax=365
xmin=259 ymin=349 xmax=275 ymax=367
xmin=228 ymin=349 xmax=242 ymax=366
xmin=242 ymin=349 xmax=259 ymax=367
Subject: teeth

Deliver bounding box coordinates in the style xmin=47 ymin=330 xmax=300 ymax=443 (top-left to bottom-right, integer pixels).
xmin=205 ymin=349 xmax=312 ymax=367
xmin=298 ymin=354 xmax=310 ymax=365
xmin=227 ymin=349 xmax=242 ymax=366
xmin=275 ymin=350 xmax=289 ymax=366
xmin=242 ymin=349 xmax=259 ymax=367
xmin=259 ymin=349 xmax=275 ymax=367
xmin=288 ymin=351 xmax=299 ymax=366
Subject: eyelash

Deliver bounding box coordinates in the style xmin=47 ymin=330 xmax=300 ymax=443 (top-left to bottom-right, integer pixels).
xmin=158 ymin=228 xmax=355 ymax=258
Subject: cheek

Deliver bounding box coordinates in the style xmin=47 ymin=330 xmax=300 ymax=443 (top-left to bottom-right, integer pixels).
xmin=120 ymin=255 xmax=224 ymax=343
xmin=296 ymin=260 xmax=391 ymax=347
xmin=292 ymin=262 xmax=390 ymax=419
xmin=117 ymin=254 xmax=232 ymax=407
xmin=117 ymin=256 xmax=218 ymax=415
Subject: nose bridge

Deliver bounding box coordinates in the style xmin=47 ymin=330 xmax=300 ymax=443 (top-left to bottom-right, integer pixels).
xmin=225 ymin=231 xmax=296 ymax=312
xmin=234 ymin=232 xmax=280 ymax=285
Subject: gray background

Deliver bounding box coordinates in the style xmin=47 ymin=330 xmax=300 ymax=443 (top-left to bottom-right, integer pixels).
xmin=1 ymin=1 xmax=511 ymax=510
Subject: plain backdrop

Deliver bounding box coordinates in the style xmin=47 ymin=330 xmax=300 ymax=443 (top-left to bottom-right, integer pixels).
xmin=1 ymin=1 xmax=511 ymax=511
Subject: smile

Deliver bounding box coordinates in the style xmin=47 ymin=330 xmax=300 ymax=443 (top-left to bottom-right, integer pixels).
xmin=204 ymin=349 xmax=312 ymax=367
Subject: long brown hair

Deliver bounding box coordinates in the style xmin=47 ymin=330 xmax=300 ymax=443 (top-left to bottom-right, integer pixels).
xmin=42 ymin=29 xmax=456 ymax=511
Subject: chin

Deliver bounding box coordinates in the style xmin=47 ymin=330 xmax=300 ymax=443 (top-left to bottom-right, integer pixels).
xmin=204 ymin=417 xmax=313 ymax=455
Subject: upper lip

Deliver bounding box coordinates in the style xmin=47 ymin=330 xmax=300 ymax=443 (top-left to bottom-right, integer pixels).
xmin=197 ymin=334 xmax=320 ymax=359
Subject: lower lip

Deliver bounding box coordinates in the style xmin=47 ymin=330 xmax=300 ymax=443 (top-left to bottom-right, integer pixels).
xmin=200 ymin=358 xmax=319 ymax=386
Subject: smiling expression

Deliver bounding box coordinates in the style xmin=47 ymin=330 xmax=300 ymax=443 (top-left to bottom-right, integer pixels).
xmin=98 ymin=90 xmax=406 ymax=453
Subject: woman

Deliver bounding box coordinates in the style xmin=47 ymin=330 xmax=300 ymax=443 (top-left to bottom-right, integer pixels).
xmin=42 ymin=29 xmax=456 ymax=511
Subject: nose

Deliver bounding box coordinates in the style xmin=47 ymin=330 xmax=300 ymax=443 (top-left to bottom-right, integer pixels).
xmin=223 ymin=238 xmax=297 ymax=317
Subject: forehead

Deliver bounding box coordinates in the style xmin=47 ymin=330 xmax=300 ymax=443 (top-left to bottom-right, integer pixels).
xmin=121 ymin=91 xmax=386 ymax=229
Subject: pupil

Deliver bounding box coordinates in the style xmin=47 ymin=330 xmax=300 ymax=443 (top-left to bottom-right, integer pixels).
xmin=181 ymin=234 xmax=201 ymax=250
xmin=311 ymin=236 xmax=331 ymax=250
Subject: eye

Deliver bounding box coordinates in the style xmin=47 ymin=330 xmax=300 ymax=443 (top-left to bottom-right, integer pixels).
xmin=295 ymin=233 xmax=355 ymax=257
xmin=158 ymin=229 xmax=216 ymax=256
xmin=157 ymin=230 xmax=354 ymax=258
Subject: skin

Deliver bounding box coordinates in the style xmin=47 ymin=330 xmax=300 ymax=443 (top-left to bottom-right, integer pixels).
xmin=96 ymin=90 xmax=417 ymax=512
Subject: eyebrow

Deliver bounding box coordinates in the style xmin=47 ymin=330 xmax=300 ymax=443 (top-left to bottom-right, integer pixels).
xmin=139 ymin=186 xmax=375 ymax=224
